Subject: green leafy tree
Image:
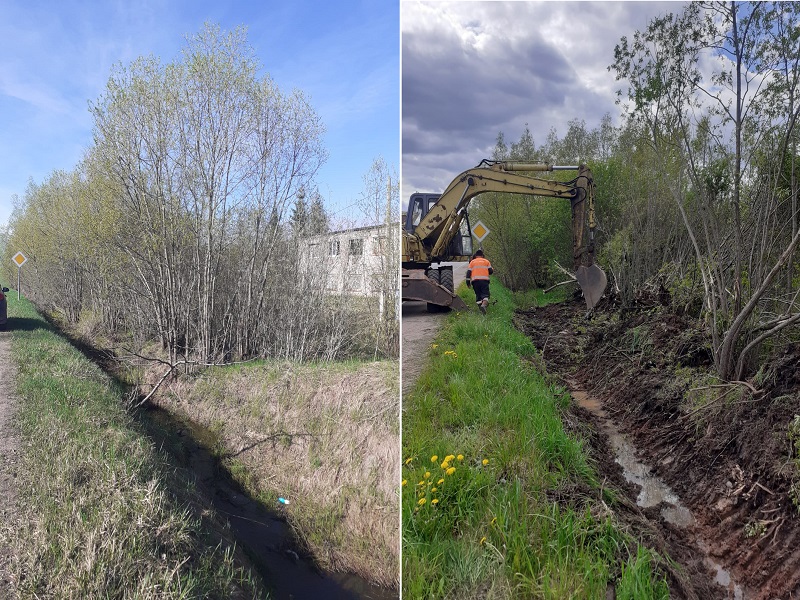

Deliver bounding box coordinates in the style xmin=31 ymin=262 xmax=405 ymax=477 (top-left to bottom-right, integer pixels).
xmin=10 ymin=23 xmax=339 ymax=363
xmin=611 ymin=1 xmax=800 ymax=379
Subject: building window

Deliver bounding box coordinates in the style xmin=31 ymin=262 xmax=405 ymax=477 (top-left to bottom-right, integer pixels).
xmin=308 ymin=242 xmax=322 ymax=258
xmin=329 ymin=240 xmax=340 ymax=256
xmin=349 ymin=238 xmax=363 ymax=256
xmin=372 ymin=235 xmax=386 ymax=255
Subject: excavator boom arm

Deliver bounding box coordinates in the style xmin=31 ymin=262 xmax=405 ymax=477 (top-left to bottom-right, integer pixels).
xmin=414 ymin=162 xmax=595 ymax=271
xmin=402 ymin=160 xmax=606 ymax=310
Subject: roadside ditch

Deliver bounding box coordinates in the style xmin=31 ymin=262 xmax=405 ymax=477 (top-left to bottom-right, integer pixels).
xmin=515 ymin=295 xmax=800 ymax=599
xmin=143 ymin=404 xmax=395 ymax=600
xmin=54 ymin=327 xmax=398 ymax=599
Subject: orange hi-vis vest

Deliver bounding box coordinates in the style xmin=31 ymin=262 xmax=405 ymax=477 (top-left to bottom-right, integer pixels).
xmin=468 ymin=257 xmax=492 ymax=280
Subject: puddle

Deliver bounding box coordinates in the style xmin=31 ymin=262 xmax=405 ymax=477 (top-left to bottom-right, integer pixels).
xmin=144 ymin=406 xmax=397 ymax=600
xmin=572 ymin=390 xmax=744 ymax=599
xmin=698 ymin=540 xmax=745 ymax=600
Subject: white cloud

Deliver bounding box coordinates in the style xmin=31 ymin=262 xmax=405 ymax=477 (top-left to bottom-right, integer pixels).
xmin=0 ymin=75 xmax=71 ymax=114
xmin=401 ymin=1 xmax=679 ymax=200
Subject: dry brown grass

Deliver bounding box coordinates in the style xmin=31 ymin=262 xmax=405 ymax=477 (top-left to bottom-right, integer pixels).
xmin=154 ymin=359 xmax=400 ymax=588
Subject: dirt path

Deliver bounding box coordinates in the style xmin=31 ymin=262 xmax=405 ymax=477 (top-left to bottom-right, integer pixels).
xmin=0 ymin=331 xmax=19 ymax=594
xmin=401 ymin=263 xmax=468 ymax=395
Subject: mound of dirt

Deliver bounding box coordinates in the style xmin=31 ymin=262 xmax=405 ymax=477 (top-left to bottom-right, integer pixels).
xmin=516 ymin=296 xmax=800 ymax=600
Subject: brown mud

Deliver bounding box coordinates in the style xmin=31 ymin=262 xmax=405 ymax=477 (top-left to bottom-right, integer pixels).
xmin=515 ymin=294 xmax=800 ymax=600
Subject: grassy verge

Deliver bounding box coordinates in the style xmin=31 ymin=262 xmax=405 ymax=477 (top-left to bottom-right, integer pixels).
xmin=402 ymin=281 xmax=669 ymax=599
xmin=0 ymin=295 xmax=261 ymax=599
xmin=154 ymin=358 xmax=400 ymax=588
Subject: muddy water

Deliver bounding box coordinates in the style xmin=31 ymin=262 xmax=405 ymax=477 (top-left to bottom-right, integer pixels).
xmin=145 ymin=406 xmax=397 ymax=600
xmin=572 ymin=390 xmax=744 ymax=600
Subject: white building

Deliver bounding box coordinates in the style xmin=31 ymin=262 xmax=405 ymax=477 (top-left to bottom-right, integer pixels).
xmin=301 ymin=223 xmax=398 ymax=297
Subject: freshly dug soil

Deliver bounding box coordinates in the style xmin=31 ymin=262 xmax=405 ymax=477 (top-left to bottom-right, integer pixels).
xmin=515 ymin=293 xmax=800 ymax=600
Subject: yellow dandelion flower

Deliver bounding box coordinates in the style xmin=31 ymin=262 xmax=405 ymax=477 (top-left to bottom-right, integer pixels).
xmin=430 ymin=455 xmax=438 ymax=463
xmin=431 ymin=487 xmax=438 ymax=492
xmin=424 ymin=471 xmax=431 ymax=479
xmin=402 ymin=480 xmax=407 ymax=486
xmin=490 ymin=517 xmax=497 ymax=526
xmin=405 ymin=457 xmax=414 ymax=465
xmin=418 ymin=498 xmax=427 ymax=505
xmin=431 ymin=498 xmax=439 ymax=505
xmin=446 ymin=467 xmax=456 ymax=476
xmin=437 ymin=478 xmax=444 ymax=485
xmin=417 ymin=481 xmax=425 ymax=486
xmin=445 ymin=455 xmax=455 ymax=462
xmin=431 ymin=344 xmax=439 ymax=349
xmin=440 ymin=460 xmax=449 ymax=469
xmin=480 ymin=537 xmax=487 ymax=545
xmin=482 ymin=459 xmax=490 ymax=466
xmin=427 ymin=481 xmax=432 ymax=486
xmin=457 ymin=454 xmax=464 ymax=461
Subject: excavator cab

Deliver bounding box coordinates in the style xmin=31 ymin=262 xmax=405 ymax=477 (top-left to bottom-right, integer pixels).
xmin=405 ymin=194 xmax=437 ymax=231
xmin=406 ymin=193 xmax=473 ymax=258
xmin=403 ymin=193 xmax=472 ymax=312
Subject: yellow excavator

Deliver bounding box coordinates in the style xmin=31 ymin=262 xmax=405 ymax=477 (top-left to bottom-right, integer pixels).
xmin=402 ymin=160 xmax=607 ymax=311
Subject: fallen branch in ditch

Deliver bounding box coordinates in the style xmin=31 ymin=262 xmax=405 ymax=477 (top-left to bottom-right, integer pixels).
xmin=544 ymin=279 xmax=578 ymax=294
xmin=122 ymin=348 xmax=258 ymax=408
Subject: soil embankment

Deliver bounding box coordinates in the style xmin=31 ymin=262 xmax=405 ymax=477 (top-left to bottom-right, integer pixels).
xmin=0 ymin=331 xmax=19 ymax=594
xmin=516 ymin=295 xmax=800 ymax=599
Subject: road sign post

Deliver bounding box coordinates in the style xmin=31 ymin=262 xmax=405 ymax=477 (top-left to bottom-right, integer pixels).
xmin=12 ymin=252 xmax=27 ymax=300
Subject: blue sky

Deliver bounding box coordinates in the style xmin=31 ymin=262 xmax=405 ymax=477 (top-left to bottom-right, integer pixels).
xmin=0 ymin=0 xmax=399 ymax=228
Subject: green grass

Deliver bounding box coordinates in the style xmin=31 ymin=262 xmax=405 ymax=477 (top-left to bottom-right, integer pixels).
xmin=0 ymin=295 xmax=262 ymax=599
xmin=402 ymin=281 xmax=670 ymax=599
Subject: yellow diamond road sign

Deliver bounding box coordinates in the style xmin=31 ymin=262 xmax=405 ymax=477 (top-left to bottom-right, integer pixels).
xmin=472 ymin=221 xmax=490 ymax=242
xmin=12 ymin=252 xmax=27 ymax=267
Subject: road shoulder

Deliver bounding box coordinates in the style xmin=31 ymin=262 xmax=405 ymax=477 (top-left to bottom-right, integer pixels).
xmin=0 ymin=332 xmax=20 ymax=594
xmin=401 ymin=262 xmax=469 ymax=394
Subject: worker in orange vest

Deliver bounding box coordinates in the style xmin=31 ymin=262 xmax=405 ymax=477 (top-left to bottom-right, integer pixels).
xmin=466 ymin=249 xmax=493 ymax=314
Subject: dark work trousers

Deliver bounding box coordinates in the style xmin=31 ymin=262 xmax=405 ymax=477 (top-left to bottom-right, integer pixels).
xmin=472 ymin=280 xmax=490 ymax=303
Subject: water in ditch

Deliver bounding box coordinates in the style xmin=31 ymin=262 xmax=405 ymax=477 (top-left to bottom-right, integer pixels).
xmin=145 ymin=405 xmax=397 ymax=600
xmin=572 ymin=390 xmax=744 ymax=600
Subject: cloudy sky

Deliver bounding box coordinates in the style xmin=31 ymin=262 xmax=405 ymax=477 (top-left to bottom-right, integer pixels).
xmin=0 ymin=0 xmax=399 ymax=228
xmin=401 ymin=1 xmax=678 ymax=200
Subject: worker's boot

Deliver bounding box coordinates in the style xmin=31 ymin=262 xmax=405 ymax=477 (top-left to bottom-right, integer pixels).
xmin=479 ymin=298 xmax=488 ymax=314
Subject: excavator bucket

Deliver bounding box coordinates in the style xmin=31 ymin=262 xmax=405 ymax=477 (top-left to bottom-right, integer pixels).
xmin=575 ymin=264 xmax=607 ymax=310
xmin=570 ymin=164 xmax=606 ymax=310
xmin=402 ymin=269 xmax=469 ymax=311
